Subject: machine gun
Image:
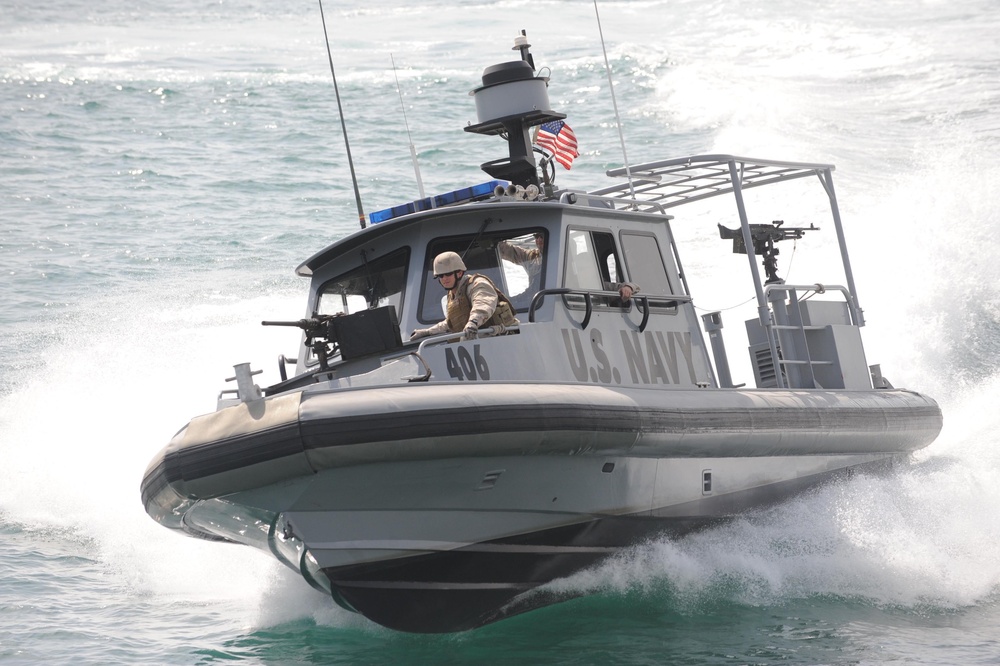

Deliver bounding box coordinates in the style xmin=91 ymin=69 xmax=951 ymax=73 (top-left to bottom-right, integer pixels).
xmin=262 ymin=313 xmax=340 ymax=370
xmin=718 ymin=220 xmax=818 ymax=284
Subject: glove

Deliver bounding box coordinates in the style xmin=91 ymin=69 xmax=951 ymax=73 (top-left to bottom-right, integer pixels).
xmin=463 ymin=320 xmax=479 ymax=340
xmin=409 ymin=328 xmax=432 ymax=341
xmin=491 ymin=322 xmax=507 ymax=336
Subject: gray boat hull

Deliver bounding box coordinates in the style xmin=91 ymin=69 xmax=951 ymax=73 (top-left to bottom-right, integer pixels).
xmin=141 ymin=382 xmax=941 ymax=632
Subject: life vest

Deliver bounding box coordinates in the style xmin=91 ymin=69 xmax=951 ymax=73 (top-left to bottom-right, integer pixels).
xmin=445 ymin=273 xmax=518 ymax=334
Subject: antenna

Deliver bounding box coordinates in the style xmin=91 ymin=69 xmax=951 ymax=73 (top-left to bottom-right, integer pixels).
xmin=594 ymin=0 xmax=636 ymax=202
xmin=390 ymin=54 xmax=426 ymax=200
xmin=318 ymin=0 xmax=366 ymax=229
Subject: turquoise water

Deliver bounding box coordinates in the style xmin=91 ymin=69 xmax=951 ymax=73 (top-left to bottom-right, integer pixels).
xmin=2 ymin=0 xmax=1000 ymax=662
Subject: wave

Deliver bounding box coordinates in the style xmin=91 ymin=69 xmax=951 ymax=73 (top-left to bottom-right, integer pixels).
xmin=547 ymin=420 xmax=1000 ymax=613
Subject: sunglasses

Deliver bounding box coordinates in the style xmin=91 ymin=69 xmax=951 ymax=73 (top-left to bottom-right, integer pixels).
xmin=434 ymin=270 xmax=461 ymax=280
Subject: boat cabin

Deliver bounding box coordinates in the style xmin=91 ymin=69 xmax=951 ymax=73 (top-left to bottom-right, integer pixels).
xmin=244 ymin=148 xmax=875 ymax=407
xmin=240 ymin=36 xmax=877 ymax=405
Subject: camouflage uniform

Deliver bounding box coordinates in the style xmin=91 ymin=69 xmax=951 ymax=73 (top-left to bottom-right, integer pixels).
xmin=422 ymin=273 xmax=518 ymax=337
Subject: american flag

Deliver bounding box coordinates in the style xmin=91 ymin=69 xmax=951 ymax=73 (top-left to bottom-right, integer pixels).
xmin=534 ymin=120 xmax=579 ymax=170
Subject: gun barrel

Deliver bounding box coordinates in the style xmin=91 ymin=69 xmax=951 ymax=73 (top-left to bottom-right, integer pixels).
xmin=261 ymin=320 xmax=308 ymax=327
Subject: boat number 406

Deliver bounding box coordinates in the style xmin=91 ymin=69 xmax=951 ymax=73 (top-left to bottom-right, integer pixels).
xmin=445 ymin=345 xmax=490 ymax=381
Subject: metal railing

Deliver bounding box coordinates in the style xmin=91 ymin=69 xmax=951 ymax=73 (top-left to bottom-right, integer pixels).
xmin=413 ymin=325 xmax=521 ymax=355
xmin=760 ymin=283 xmax=858 ymax=389
xmin=558 ymin=191 xmax=670 ymax=216
xmin=528 ymin=288 xmax=691 ymax=333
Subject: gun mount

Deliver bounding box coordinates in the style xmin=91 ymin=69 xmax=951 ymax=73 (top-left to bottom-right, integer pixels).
xmin=262 ymin=314 xmax=340 ymax=370
xmin=719 ymin=220 xmax=819 ymax=284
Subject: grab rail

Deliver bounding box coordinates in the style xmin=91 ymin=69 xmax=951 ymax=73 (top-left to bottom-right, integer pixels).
xmin=529 ymin=288 xmax=593 ymax=328
xmin=529 ymin=288 xmax=690 ymax=333
xmin=414 ymin=325 xmax=522 ymax=355
xmin=558 ymin=191 xmax=670 ymax=216
xmin=760 ymin=283 xmax=857 ymax=389
xmin=763 ymin=283 xmax=860 ymax=326
xmin=277 ymin=354 xmax=297 ymax=382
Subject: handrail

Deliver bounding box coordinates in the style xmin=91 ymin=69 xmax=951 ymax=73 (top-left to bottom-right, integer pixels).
xmin=558 ymin=190 xmax=670 ymax=216
xmin=404 ymin=352 xmax=432 ymax=382
xmin=529 ymin=288 xmax=689 ymax=332
xmin=759 ymin=283 xmax=857 ymax=389
xmin=414 ymin=325 xmax=522 ymax=355
xmin=634 ymin=295 xmax=651 ymax=333
xmin=529 ymin=288 xmax=592 ymax=328
xmin=277 ymin=354 xmax=298 ymax=382
xmin=762 ymin=283 xmax=858 ymax=323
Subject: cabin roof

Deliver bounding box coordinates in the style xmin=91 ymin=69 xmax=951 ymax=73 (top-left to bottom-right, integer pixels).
xmin=296 ymin=154 xmax=835 ymax=278
xmin=296 ymin=201 xmax=566 ymax=278
xmin=589 ymin=154 xmax=835 ymax=210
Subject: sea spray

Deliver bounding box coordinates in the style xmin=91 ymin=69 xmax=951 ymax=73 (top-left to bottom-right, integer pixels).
xmin=544 ymin=377 xmax=1000 ymax=616
xmin=0 ymin=277 xmax=307 ymax=611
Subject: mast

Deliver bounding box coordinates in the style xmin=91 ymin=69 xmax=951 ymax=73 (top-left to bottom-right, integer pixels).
xmin=464 ymin=31 xmax=564 ymax=188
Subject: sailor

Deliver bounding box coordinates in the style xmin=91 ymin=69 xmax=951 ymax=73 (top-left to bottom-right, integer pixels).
xmin=410 ymin=251 xmax=519 ymax=341
xmin=600 ymin=253 xmax=641 ymax=303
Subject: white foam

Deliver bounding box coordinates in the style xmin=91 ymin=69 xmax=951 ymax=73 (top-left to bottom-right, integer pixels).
xmin=0 ymin=276 xmax=306 ymax=613
xmin=544 ymin=373 xmax=1000 ymax=611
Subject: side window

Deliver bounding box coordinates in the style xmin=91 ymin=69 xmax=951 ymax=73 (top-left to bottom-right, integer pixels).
xmin=564 ymin=229 xmax=602 ymax=290
xmin=418 ymin=230 xmax=546 ymax=323
xmin=591 ymin=232 xmax=622 ymax=285
xmin=564 ymin=229 xmax=629 ymax=308
xmin=621 ymin=232 xmax=678 ymax=309
xmin=497 ymin=231 xmax=546 ymax=310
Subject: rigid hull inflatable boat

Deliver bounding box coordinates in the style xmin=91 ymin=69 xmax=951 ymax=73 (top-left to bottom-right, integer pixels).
xmin=141 ymin=34 xmax=942 ymax=633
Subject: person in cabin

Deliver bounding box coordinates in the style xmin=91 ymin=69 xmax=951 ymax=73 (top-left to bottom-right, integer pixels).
xmin=499 ymin=232 xmax=640 ymax=303
xmin=498 ymin=232 xmax=544 ymax=295
xmin=614 ymin=281 xmax=640 ymax=302
xmin=409 ymin=251 xmax=519 ymax=341
xmin=497 ymin=232 xmax=545 ymax=278
xmin=595 ymin=246 xmax=641 ymax=303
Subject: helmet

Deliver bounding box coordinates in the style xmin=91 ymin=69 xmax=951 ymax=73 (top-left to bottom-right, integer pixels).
xmin=433 ymin=251 xmax=466 ymax=276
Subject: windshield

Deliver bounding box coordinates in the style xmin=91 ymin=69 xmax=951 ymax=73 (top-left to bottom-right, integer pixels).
xmin=316 ymin=248 xmax=410 ymax=317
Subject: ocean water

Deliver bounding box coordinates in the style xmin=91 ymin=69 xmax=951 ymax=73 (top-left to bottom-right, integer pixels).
xmin=2 ymin=0 xmax=999 ymax=663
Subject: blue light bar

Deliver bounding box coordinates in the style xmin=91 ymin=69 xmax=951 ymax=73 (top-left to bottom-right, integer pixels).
xmin=368 ymin=180 xmax=508 ymax=225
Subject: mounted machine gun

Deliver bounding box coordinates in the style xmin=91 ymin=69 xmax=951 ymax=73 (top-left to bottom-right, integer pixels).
xmin=719 ymin=220 xmax=818 ymax=284
xmin=262 ymin=314 xmax=340 ymax=370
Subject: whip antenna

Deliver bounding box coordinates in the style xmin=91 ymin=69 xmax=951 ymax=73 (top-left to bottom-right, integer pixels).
xmin=594 ymin=0 xmax=636 ymax=202
xmin=391 ymin=53 xmax=426 ymax=199
xmin=318 ymin=0 xmax=366 ymax=229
